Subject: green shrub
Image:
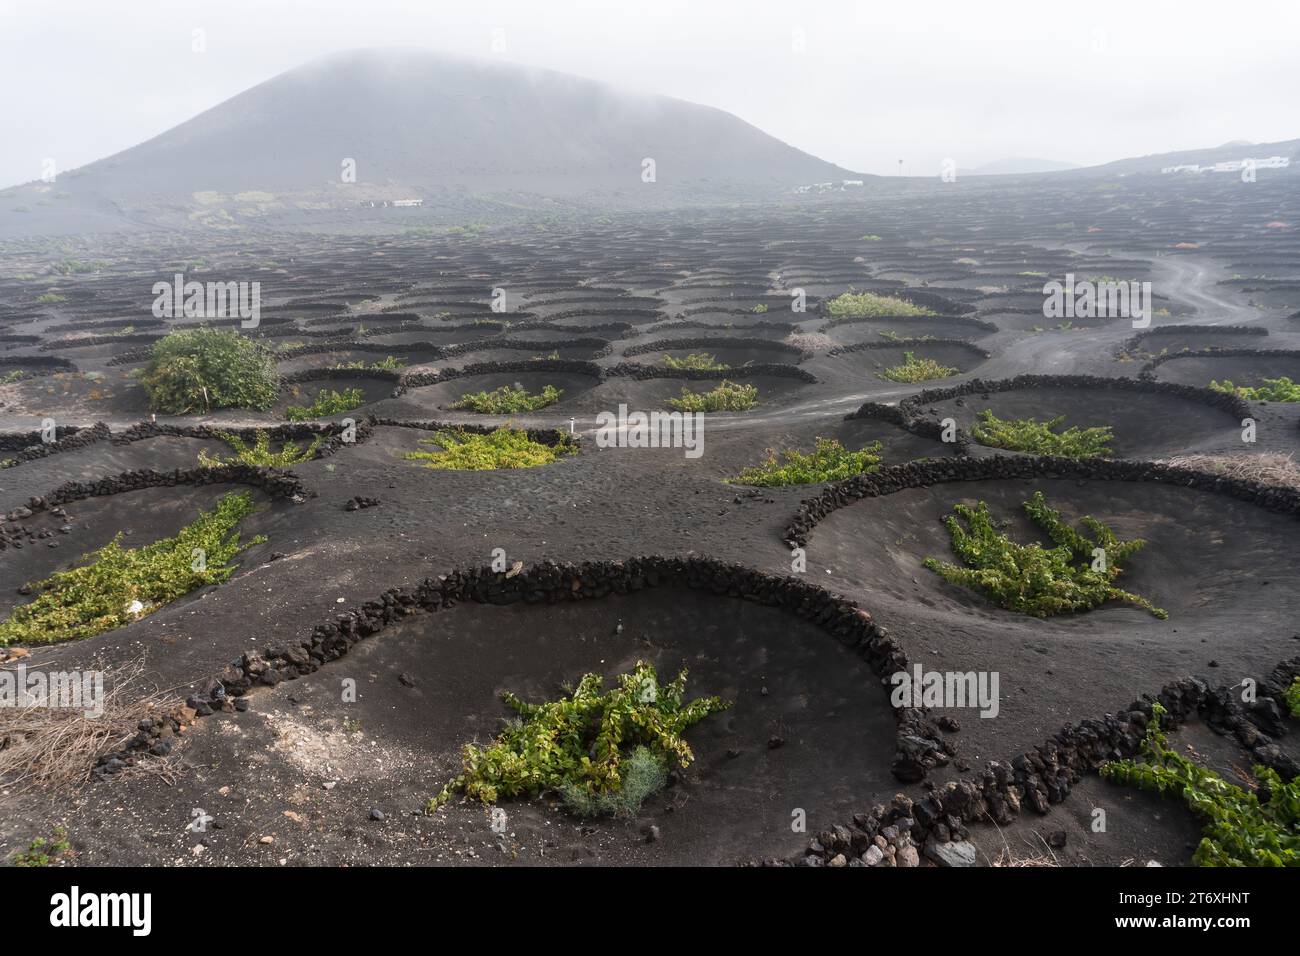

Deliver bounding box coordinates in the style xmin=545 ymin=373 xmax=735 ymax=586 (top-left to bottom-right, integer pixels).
xmin=827 ymin=290 xmax=933 ymax=318
xmin=878 ymin=329 xmax=935 ymax=343
xmin=666 ymin=380 xmax=758 ymax=412
xmin=1101 ymin=702 xmax=1299 ymax=866
xmin=879 ymin=351 xmax=957 ymax=383
xmin=923 ymin=490 xmax=1166 ymax=618
xmin=662 ymin=352 xmax=726 ymax=371
xmin=35 ymin=292 xmax=67 ymax=304
xmin=198 ymin=430 xmax=324 ymax=467
xmin=12 ymin=827 xmax=71 ymax=866
xmin=0 ymin=370 xmax=26 ymax=385
xmin=1285 ymin=677 xmax=1300 ymax=718
xmin=330 ymin=355 xmax=405 ymax=371
xmin=971 ymin=409 xmax=1114 ymax=458
xmin=752 ymin=304 xmax=768 ymax=314
xmin=284 ymin=387 xmax=365 ymax=421
xmin=1209 ymin=376 xmax=1300 ymax=402
xmin=405 ymin=427 xmax=575 ymax=470
xmin=140 ymin=328 xmax=280 ymax=414
xmin=729 ymin=438 xmax=882 ymax=487
xmin=450 ymin=383 xmax=562 ymax=413
xmin=428 ymin=662 xmax=729 ymax=814
xmin=0 ymin=491 xmax=265 ymax=645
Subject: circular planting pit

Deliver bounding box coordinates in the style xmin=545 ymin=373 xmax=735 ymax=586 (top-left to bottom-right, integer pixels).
xmin=0 ymin=433 xmax=217 ymax=499
xmin=913 ymin=384 xmax=1242 ymax=458
xmin=406 ymin=369 xmax=603 ymax=414
xmin=824 ymin=342 xmax=988 ymax=381
xmin=275 ymin=373 xmax=396 ymax=420
xmin=1117 ymin=325 xmax=1267 ymax=358
xmin=365 ymin=327 xmax=498 ymax=346
xmin=641 ymin=320 xmax=797 ymax=341
xmin=719 ymin=415 xmax=954 ymax=483
xmin=0 ymin=356 xmax=77 ymax=382
xmin=440 ymin=337 xmax=611 ymax=365
xmin=0 ymin=483 xmax=284 ymax=638
xmin=796 ymin=464 xmax=1300 ymax=672
xmin=600 ymin=372 xmax=811 ymax=414
xmin=982 ymin=310 xmax=1121 ymax=333
xmin=288 ymin=585 xmax=897 ymax=864
xmin=532 ymin=313 xmax=643 ymax=334
xmin=792 ymin=462 xmax=1300 ymax=773
xmin=37 ymin=337 xmax=163 ymax=362
xmin=274 ymin=344 xmax=441 ymax=375
xmin=811 ymin=475 xmax=1300 ymax=624
xmin=501 ymin=327 xmax=606 ymax=345
xmin=2 ymin=368 xmax=150 ymax=420
xmin=824 ymin=316 xmax=998 ymax=346
xmin=1143 ymin=349 xmax=1300 ymax=390
xmin=622 ymin=338 xmax=805 ymax=368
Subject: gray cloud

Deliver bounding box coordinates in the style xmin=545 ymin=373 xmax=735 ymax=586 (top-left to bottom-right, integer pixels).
xmin=3 ymin=0 xmax=1298 ymax=188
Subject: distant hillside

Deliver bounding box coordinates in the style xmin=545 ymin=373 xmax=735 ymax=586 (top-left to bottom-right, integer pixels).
xmin=1072 ymin=138 xmax=1300 ymax=177
xmin=1 ymin=48 xmax=859 ymax=233
xmin=964 ymin=157 xmax=1080 ymax=176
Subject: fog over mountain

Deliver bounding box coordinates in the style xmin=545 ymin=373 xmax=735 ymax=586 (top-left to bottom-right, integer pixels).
xmin=5 ymin=48 xmax=856 ymax=231
xmin=4 ymin=40 xmax=1297 ymax=237
xmin=964 ymin=158 xmax=1081 ymax=176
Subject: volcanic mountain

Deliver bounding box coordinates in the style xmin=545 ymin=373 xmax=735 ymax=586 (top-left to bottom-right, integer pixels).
xmin=13 ymin=48 xmax=858 ymax=231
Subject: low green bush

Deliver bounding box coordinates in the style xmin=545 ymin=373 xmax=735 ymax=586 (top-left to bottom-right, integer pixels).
xmin=140 ymin=328 xmax=280 ymax=414
xmin=827 ymin=290 xmax=933 ymax=318
xmin=1284 ymin=677 xmax=1300 ymax=718
xmin=878 ymin=329 xmax=935 ymax=343
xmin=12 ymin=827 xmax=71 ymax=866
xmin=666 ymin=380 xmax=758 ymax=412
xmin=450 ymin=383 xmax=562 ymax=413
xmin=662 ymin=352 xmax=726 ymax=371
xmin=728 ymin=437 xmax=882 ymax=486
xmin=428 ymin=662 xmax=729 ymax=815
xmin=878 ymin=351 xmax=957 ymax=383
xmin=405 ymin=427 xmax=575 ymax=470
xmin=0 ymin=491 xmax=265 ymax=645
xmin=923 ymin=490 xmax=1166 ymax=618
xmin=1209 ymin=376 xmax=1300 ymax=402
xmin=284 ymin=387 xmax=365 ymax=421
xmin=1101 ymin=702 xmax=1299 ymax=866
xmin=198 ymin=430 xmax=324 ymax=467
xmin=971 ymin=409 xmax=1114 ymax=458
xmin=330 ymin=355 xmax=405 ymax=371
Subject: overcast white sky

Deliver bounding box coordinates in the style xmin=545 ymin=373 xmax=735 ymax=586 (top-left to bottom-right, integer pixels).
xmin=3 ymin=0 xmax=1299 ymax=188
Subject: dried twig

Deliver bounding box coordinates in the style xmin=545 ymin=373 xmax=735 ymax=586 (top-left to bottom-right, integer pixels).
xmin=0 ymin=656 xmax=186 ymax=792
xmin=1157 ymin=453 xmax=1300 ymax=491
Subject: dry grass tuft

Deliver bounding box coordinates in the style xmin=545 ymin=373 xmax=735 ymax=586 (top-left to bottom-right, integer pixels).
xmin=785 ymin=331 xmax=834 ymax=352
xmin=0 ymin=656 xmax=186 ymax=792
xmin=989 ymin=824 xmax=1062 ymax=867
xmin=1156 ymin=453 xmax=1300 ymax=491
